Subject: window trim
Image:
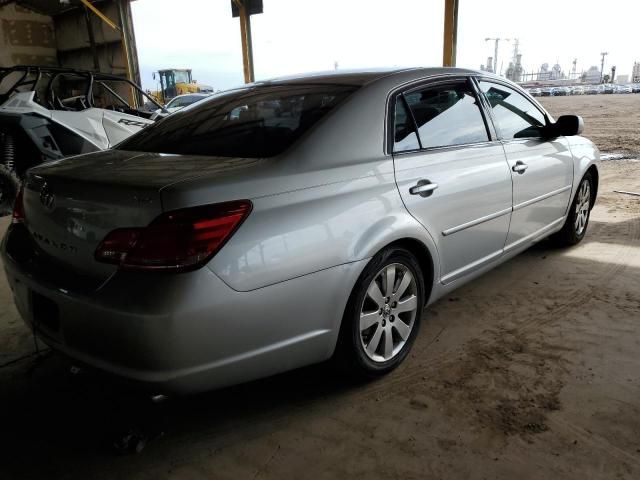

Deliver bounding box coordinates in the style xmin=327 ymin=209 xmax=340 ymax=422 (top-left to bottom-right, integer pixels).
xmin=475 ymin=76 xmax=551 ymax=141
xmin=391 ymin=93 xmax=422 ymax=153
xmin=388 ymin=76 xmax=495 ymax=155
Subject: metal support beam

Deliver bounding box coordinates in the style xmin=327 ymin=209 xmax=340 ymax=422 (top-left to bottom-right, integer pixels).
xmin=235 ymin=0 xmax=255 ymax=83
xmin=79 ymin=0 xmax=119 ymax=31
xmin=117 ymin=0 xmax=137 ymax=106
xmin=79 ymin=0 xmax=137 ymax=105
xmin=83 ymin=6 xmax=101 ymax=71
xmin=442 ymin=0 xmax=459 ymax=67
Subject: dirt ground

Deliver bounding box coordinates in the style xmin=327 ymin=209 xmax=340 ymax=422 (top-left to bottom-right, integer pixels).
xmin=1 ymin=96 xmax=639 ymax=479
xmin=540 ymin=94 xmax=640 ymax=157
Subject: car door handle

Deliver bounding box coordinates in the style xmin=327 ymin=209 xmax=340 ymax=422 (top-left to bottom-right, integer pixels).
xmin=512 ymin=161 xmax=528 ymax=174
xmin=409 ymin=180 xmax=438 ymax=197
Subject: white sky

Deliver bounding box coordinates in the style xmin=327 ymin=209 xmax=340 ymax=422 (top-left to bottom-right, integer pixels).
xmin=131 ymin=0 xmax=640 ymax=91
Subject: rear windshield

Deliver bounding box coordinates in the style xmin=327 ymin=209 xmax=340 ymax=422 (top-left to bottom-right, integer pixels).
xmin=118 ymin=84 xmax=357 ymax=158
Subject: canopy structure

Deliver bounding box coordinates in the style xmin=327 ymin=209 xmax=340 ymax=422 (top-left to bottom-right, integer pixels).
xmin=1 ymin=0 xmax=460 ymax=90
xmin=230 ymin=0 xmax=460 ymax=84
xmin=0 ymin=0 xmax=140 ymax=103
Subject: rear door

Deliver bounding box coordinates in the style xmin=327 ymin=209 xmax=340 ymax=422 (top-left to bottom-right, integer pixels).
xmin=392 ymin=78 xmax=513 ymax=284
xmin=477 ymin=79 xmax=574 ymax=251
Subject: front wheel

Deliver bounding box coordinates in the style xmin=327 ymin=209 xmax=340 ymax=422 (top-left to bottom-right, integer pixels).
xmin=551 ymin=172 xmax=593 ymax=246
xmin=335 ymin=247 xmax=425 ymax=378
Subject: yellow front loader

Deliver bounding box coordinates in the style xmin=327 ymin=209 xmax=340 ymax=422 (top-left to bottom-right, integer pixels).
xmin=150 ymin=69 xmax=213 ymax=104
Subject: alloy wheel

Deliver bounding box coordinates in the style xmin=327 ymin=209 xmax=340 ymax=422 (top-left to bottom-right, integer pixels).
xmin=359 ymin=263 xmax=418 ymax=363
xmin=574 ymin=180 xmax=591 ymax=236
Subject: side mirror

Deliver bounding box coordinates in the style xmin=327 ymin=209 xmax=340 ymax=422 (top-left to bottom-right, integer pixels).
xmin=549 ymin=115 xmax=584 ymax=137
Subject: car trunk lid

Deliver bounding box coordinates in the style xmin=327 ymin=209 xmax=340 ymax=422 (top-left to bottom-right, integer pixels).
xmin=22 ymin=150 xmax=267 ymax=281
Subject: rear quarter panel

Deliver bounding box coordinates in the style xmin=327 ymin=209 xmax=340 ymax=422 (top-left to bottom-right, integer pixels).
xmin=206 ymin=158 xmax=439 ymax=292
xmin=160 ymin=78 xmax=444 ymax=293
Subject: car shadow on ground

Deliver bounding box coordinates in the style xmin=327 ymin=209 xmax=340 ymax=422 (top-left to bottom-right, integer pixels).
xmin=0 ymin=219 xmax=637 ymax=478
xmin=0 ymin=340 xmax=367 ymax=473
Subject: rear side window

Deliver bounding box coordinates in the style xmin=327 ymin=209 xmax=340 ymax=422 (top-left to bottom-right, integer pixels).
xmin=401 ymin=82 xmax=489 ymax=150
xmin=393 ymin=97 xmax=420 ymax=152
xmin=479 ymin=80 xmax=546 ymax=139
xmin=118 ymin=85 xmax=357 ymax=158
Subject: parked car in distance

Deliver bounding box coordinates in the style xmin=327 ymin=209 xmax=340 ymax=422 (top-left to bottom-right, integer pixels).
xmin=550 ymin=87 xmax=568 ymax=96
xmin=614 ymin=84 xmax=632 ymax=94
xmin=1 ymin=68 xmax=600 ymax=394
xmin=571 ymin=86 xmax=584 ymax=95
xmin=540 ymin=87 xmax=553 ymax=96
xmin=528 ymin=87 xmax=541 ymax=97
xmin=603 ymin=84 xmax=615 ymax=94
xmin=151 ymin=93 xmax=211 ymax=119
xmin=584 ymin=85 xmax=600 ymax=95
xmin=631 ymin=83 xmax=640 ymax=93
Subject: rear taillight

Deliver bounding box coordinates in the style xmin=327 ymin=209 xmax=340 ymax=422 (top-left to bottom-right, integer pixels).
xmin=95 ymin=200 xmax=252 ymax=272
xmin=12 ymin=186 xmax=25 ymax=224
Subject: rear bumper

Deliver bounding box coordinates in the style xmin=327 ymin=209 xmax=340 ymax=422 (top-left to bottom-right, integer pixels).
xmin=2 ymin=224 xmax=365 ymax=394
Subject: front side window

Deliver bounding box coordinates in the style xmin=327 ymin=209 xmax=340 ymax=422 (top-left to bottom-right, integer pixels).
xmin=402 ymin=82 xmax=489 ymax=149
xmin=118 ymin=85 xmax=356 ymax=158
xmin=479 ymin=80 xmax=547 ymax=139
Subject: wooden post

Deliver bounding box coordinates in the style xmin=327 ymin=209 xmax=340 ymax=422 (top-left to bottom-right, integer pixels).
xmin=442 ymin=0 xmax=459 ymax=67
xmin=238 ymin=2 xmax=255 ymax=83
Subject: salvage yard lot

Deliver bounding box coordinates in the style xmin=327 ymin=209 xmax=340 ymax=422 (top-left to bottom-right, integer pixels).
xmin=1 ymin=94 xmax=639 ymax=479
xmin=540 ymin=94 xmax=640 ymax=157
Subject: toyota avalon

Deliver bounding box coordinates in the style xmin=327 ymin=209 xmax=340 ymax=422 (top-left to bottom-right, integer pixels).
xmin=2 ymin=68 xmax=599 ymax=393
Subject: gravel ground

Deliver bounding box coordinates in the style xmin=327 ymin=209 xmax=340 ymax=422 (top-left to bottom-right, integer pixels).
xmin=0 ymin=95 xmax=639 ymax=479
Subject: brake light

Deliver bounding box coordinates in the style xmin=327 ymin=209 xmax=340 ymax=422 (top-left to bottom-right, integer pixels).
xmin=95 ymin=200 xmax=252 ymax=272
xmin=94 ymin=228 xmax=142 ymax=264
xmin=12 ymin=186 xmax=25 ymax=224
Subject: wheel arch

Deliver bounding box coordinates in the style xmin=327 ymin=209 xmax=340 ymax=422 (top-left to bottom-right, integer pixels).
xmin=346 ymin=235 xmax=437 ymax=315
xmin=567 ymin=137 xmax=599 ymax=210
xmin=349 ymin=212 xmax=440 ymax=304
xmin=383 ymin=237 xmax=435 ymax=305
xmin=331 ymin=235 xmax=436 ymax=363
xmin=586 ymin=164 xmax=599 ymax=208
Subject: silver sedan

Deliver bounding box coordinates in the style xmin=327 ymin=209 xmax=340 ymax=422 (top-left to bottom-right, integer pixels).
xmin=2 ymin=68 xmax=599 ymax=393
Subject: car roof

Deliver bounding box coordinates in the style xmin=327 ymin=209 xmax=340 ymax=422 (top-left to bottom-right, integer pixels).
xmin=251 ymin=67 xmax=484 ymax=87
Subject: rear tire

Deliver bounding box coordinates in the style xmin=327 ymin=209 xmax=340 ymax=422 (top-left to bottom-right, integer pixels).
xmin=335 ymin=247 xmax=425 ymax=378
xmin=551 ymin=172 xmax=594 ymax=247
xmin=0 ymin=165 xmax=20 ymax=217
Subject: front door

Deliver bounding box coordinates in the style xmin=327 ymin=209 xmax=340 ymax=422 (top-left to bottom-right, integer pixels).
xmin=478 ymin=80 xmax=574 ymax=250
xmin=392 ymin=79 xmax=513 ymax=285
